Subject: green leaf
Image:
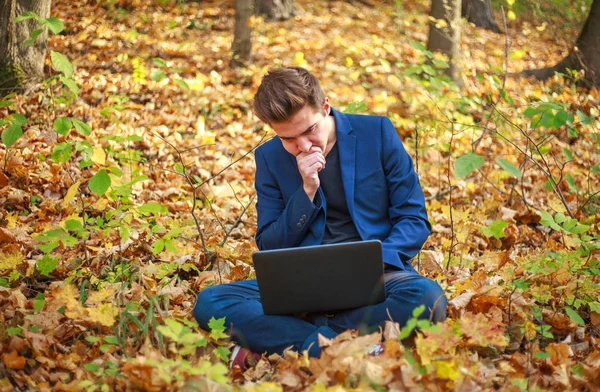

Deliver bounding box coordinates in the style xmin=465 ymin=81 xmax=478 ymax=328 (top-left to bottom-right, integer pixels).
xmin=54 ymin=117 xmax=72 ymax=136
xmin=15 ymin=11 xmax=39 ymax=22
xmin=576 ymin=110 xmax=593 ymax=126
xmin=138 ymin=203 xmax=167 ymax=215
xmin=208 ymin=317 xmax=228 ymax=340
xmin=554 ymin=212 xmax=567 ymax=224
xmin=50 ymin=51 xmax=73 ymax=78
xmin=24 ymin=28 xmax=43 ymax=47
xmin=214 ymin=346 xmax=231 ymax=362
xmin=562 ymin=148 xmax=573 ymax=161
xmin=539 ymin=211 xmax=562 ymax=231
xmin=83 ymin=363 xmax=100 ymax=373
xmin=151 ymin=239 xmax=165 ymax=254
xmin=524 ymin=107 xmax=537 ymax=118
xmin=566 ymin=174 xmax=579 ymax=192
xmin=431 ymin=59 xmax=449 ymax=69
xmin=343 ymin=101 xmax=367 ymax=114
xmin=2 ymin=124 xmax=23 ymax=148
xmin=539 ymin=110 xmax=554 ymax=128
xmin=410 ymin=41 xmax=427 ymax=52
xmin=7 ymin=327 xmax=22 ymax=337
xmin=51 ymin=142 xmax=73 ymax=163
xmin=496 ymin=158 xmax=522 ymax=178
xmin=553 ymin=110 xmax=570 ymax=129
xmin=565 ymin=307 xmax=585 ymax=326
xmin=454 ymin=153 xmax=484 ymax=178
xmin=59 ymin=75 xmax=80 ymax=95
xmin=570 ymin=224 xmax=590 ymax=235
xmin=11 ymin=114 xmax=27 ymax=126
xmin=480 ymin=220 xmax=509 ymax=239
xmin=85 ymin=336 xmax=100 ymax=343
xmin=535 ymin=351 xmax=551 ymax=360
xmin=41 ymin=17 xmax=64 ymax=34
xmin=152 ymin=57 xmax=167 ymax=67
xmin=175 ymin=79 xmax=190 ymax=90
xmin=103 ymin=336 xmax=119 ymax=344
xmin=71 ymin=118 xmax=91 ymax=136
xmin=151 ymin=70 xmax=166 ymax=82
xmin=37 ymin=255 xmax=57 ymax=276
xmin=89 ymin=170 xmax=111 ymax=196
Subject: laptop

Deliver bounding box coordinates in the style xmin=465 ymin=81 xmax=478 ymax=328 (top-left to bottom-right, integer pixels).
xmin=253 ymin=240 xmax=386 ymax=315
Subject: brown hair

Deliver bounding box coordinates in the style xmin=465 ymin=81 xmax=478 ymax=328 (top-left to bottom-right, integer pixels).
xmin=253 ymin=67 xmax=326 ymax=124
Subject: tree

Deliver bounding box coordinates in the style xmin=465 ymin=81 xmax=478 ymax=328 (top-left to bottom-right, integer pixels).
xmin=522 ymin=0 xmax=600 ymax=87
xmin=231 ymin=0 xmax=253 ymax=68
xmin=0 ymin=0 xmax=51 ymax=92
xmin=462 ymin=0 xmax=499 ymax=33
xmin=427 ymin=0 xmax=463 ymax=86
xmin=255 ymin=0 xmax=296 ymax=21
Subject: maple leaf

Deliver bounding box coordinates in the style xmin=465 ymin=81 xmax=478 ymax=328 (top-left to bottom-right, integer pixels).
xmin=460 ymin=313 xmax=508 ymax=348
xmin=0 ymin=251 xmax=23 ymax=271
xmin=208 ymin=317 xmax=229 ymax=340
xmin=2 ymin=350 xmax=26 ymax=370
xmin=87 ymin=303 xmax=118 ymax=327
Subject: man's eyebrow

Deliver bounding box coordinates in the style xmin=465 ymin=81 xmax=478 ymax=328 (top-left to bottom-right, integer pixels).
xmin=280 ymin=121 xmax=318 ymax=140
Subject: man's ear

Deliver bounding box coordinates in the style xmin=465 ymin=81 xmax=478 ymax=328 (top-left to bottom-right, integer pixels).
xmin=323 ymin=97 xmax=330 ymax=114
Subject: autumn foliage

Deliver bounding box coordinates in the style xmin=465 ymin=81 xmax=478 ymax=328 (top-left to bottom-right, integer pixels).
xmin=0 ymin=0 xmax=599 ymax=390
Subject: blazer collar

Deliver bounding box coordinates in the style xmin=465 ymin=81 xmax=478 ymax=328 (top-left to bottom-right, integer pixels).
xmin=331 ymin=107 xmax=353 ymax=136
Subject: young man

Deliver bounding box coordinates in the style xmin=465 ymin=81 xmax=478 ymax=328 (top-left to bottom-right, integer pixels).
xmin=193 ymin=67 xmax=446 ymax=368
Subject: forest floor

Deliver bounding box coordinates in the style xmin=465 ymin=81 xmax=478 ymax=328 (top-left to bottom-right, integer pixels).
xmin=1 ymin=0 xmax=599 ymax=390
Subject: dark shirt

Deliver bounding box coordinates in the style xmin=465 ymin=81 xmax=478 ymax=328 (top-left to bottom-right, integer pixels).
xmin=319 ymin=143 xmax=362 ymax=245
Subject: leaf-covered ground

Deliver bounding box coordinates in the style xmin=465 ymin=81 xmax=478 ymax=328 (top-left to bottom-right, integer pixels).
xmin=1 ymin=0 xmax=599 ymax=390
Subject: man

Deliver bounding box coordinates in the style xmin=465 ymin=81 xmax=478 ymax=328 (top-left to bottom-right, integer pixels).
xmin=193 ymin=67 xmax=446 ymax=369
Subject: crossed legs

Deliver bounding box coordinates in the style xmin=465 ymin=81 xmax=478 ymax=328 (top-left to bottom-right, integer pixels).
xmin=193 ymin=270 xmax=447 ymax=357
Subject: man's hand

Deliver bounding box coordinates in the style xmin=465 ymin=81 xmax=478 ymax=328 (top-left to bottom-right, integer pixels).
xmin=296 ymin=146 xmax=325 ymax=201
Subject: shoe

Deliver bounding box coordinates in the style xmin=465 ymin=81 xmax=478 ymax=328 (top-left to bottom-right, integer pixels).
xmin=230 ymin=345 xmax=262 ymax=371
xmin=368 ymin=343 xmax=384 ymax=356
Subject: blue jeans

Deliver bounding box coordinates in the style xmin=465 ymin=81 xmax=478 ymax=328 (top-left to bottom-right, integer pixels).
xmin=193 ymin=270 xmax=447 ymax=357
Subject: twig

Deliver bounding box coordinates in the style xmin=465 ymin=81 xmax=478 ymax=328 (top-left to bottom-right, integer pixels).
xmin=150 ymin=131 xmax=208 ymax=254
xmin=472 ymin=5 xmax=509 ymax=150
xmin=220 ymin=193 xmax=256 ymax=246
xmin=446 ymin=125 xmax=455 ymax=271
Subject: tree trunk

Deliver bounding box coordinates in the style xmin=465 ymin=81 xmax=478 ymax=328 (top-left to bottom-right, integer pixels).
xmin=521 ymin=0 xmax=600 ymax=87
xmin=427 ymin=0 xmax=463 ymax=86
xmin=462 ymin=0 xmax=499 ymax=33
xmin=255 ymin=0 xmax=296 ymax=21
xmin=0 ymin=0 xmax=51 ymax=92
xmin=231 ymin=0 xmax=253 ymax=68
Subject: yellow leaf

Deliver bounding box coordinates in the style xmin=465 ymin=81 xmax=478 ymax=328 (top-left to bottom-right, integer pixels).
xmin=62 ymin=181 xmax=81 ymax=207
xmin=293 ymin=52 xmax=307 ymax=67
xmin=536 ymin=22 xmax=547 ymax=31
xmin=345 ymin=57 xmax=353 ymax=67
xmin=437 ymin=360 xmax=462 ymax=380
xmin=55 ymin=284 xmax=87 ymax=319
xmin=0 ymin=252 xmax=23 ymax=271
xmin=510 ymin=49 xmax=527 ymax=60
xmin=507 ymin=0 xmax=515 ymax=5
xmin=86 ymin=285 xmax=118 ymax=306
xmin=5 ymin=212 xmax=18 ymax=229
xmin=507 ymin=10 xmax=516 ymax=20
xmin=350 ymin=71 xmax=360 ymax=81
xmin=87 ymin=303 xmax=117 ymax=327
xmin=91 ymin=198 xmax=109 ymax=211
xmin=91 ymin=147 xmax=106 ymax=165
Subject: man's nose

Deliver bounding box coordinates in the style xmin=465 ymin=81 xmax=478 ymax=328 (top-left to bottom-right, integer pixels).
xmin=297 ymin=137 xmax=311 ymax=153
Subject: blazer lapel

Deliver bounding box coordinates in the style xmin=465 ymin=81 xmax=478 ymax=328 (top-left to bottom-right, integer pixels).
xmin=332 ymin=109 xmax=356 ymax=219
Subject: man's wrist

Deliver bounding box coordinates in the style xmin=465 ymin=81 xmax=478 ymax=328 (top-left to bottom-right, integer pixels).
xmin=303 ymin=185 xmax=317 ymax=202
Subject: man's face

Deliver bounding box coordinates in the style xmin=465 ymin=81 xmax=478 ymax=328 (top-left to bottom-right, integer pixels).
xmin=270 ymin=102 xmax=331 ymax=157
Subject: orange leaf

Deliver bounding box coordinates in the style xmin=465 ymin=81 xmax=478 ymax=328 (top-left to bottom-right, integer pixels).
xmin=2 ymin=350 xmax=26 ymax=370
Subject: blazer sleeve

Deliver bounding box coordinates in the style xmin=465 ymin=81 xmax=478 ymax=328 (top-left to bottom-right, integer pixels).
xmin=380 ymin=117 xmax=431 ymax=268
xmin=254 ymin=147 xmax=323 ymax=250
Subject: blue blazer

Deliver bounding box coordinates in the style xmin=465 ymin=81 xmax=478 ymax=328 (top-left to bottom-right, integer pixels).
xmin=254 ymin=108 xmax=431 ymax=271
